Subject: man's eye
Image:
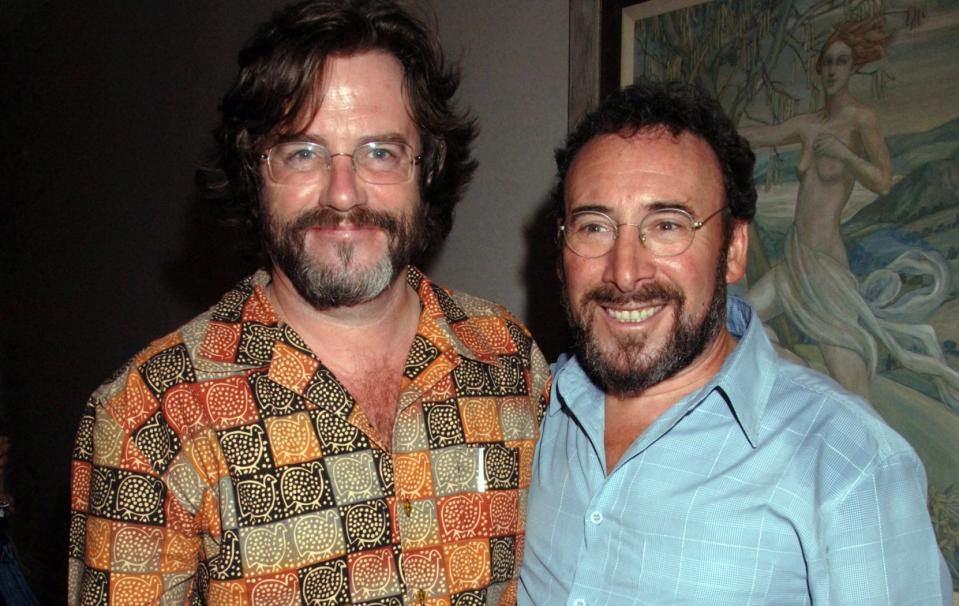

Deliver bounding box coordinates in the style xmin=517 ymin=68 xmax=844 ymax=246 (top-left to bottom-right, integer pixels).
xmin=369 ymin=147 xmax=396 ymax=160
xmin=647 ymin=218 xmax=689 ymax=235
xmin=574 ymin=221 xmax=612 ymax=235
xmin=363 ymin=144 xmax=403 ymax=164
xmin=284 ymin=146 xmax=321 ymax=164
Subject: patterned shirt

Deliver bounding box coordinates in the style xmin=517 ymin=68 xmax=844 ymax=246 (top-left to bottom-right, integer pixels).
xmin=69 ymin=268 xmax=550 ymax=605
xmin=519 ymin=297 xmax=951 ymax=606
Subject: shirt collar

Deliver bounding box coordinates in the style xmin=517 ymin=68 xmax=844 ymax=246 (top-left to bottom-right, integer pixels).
xmin=406 ymin=266 xmax=495 ymax=365
xmin=710 ymin=296 xmax=778 ymax=447
xmin=550 ymin=296 xmax=776 ymax=448
xmin=193 ymin=266 xmax=492 ymax=369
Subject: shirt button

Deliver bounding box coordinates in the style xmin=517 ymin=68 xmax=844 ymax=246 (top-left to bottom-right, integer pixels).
xmin=574 ymin=599 xmax=586 ymax=606
xmin=415 ymin=588 xmax=427 ymax=604
xmin=589 ymin=511 xmax=603 ymax=524
xmin=403 ymin=499 xmax=413 ymax=516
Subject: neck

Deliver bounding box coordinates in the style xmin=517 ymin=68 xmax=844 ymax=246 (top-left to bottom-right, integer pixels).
xmin=266 ymin=265 xmax=421 ymax=363
xmin=605 ymin=328 xmax=737 ymax=431
xmin=602 ymin=328 xmax=737 ymax=474
xmin=823 ymin=88 xmax=851 ymax=116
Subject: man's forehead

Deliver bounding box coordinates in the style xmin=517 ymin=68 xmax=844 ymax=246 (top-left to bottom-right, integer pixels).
xmin=583 ymin=127 xmax=713 ymax=156
xmin=565 ymin=129 xmax=724 ymax=212
xmin=570 ymin=130 xmax=721 ymax=179
xmin=279 ymin=50 xmax=416 ymax=138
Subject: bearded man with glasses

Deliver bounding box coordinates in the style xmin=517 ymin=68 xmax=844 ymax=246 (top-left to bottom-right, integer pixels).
xmin=68 ymin=1 xmax=549 ymax=603
xmin=518 ymin=81 xmax=951 ymax=604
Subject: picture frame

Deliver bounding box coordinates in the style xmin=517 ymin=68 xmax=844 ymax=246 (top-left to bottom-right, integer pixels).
xmin=569 ymin=0 xmax=959 ymax=593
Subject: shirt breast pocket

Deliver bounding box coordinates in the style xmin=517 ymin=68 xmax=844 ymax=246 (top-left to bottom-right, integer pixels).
xmin=432 ymin=442 xmax=520 ymax=496
xmin=470 ymin=442 xmax=521 ymax=493
xmin=433 ymin=443 xmax=524 ymax=554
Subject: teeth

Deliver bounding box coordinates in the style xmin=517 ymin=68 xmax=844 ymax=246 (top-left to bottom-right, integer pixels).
xmin=606 ymin=306 xmax=661 ymax=323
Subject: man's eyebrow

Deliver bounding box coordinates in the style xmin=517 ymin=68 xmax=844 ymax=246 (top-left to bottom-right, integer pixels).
xmin=647 ymin=201 xmax=694 ymax=214
xmin=568 ymin=201 xmax=696 ymax=215
xmin=272 ymin=132 xmax=412 ymax=147
xmin=358 ymin=133 xmax=410 ymax=144
xmin=273 ymin=133 xmax=328 ymax=146
xmin=568 ymin=203 xmax=612 ymax=214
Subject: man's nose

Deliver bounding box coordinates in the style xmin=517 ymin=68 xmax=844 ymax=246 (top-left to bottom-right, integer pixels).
xmin=322 ymin=155 xmax=364 ymax=210
xmin=603 ymin=225 xmax=656 ymax=292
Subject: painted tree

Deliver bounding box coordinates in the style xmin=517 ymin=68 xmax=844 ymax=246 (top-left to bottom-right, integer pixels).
xmin=631 ymin=0 xmax=923 ymax=164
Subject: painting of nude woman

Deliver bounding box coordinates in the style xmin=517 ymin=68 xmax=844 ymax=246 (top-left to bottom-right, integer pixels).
xmin=615 ymin=0 xmax=959 ymax=590
xmin=740 ymin=17 xmax=896 ymax=399
xmin=740 ymin=16 xmax=958 ymax=407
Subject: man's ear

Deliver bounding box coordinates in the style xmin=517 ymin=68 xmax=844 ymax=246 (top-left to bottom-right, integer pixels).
xmin=555 ymin=217 xmax=566 ymax=283
xmin=426 ymin=140 xmax=446 ymax=186
xmin=724 ymin=220 xmax=749 ymax=285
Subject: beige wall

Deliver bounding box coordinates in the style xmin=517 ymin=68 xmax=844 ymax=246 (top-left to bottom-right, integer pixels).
xmin=425 ymin=1 xmax=569 ymax=338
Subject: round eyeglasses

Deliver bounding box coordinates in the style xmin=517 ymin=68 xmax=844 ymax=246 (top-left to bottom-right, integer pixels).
xmin=259 ymin=140 xmax=423 ymax=186
xmin=560 ymin=206 xmax=726 ymax=258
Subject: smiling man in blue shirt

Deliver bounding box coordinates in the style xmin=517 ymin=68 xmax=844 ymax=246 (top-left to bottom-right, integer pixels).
xmin=518 ymin=81 xmax=951 ymax=605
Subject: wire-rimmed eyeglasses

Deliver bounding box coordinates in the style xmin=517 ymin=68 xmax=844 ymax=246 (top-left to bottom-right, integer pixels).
xmin=259 ymin=140 xmax=423 ymax=186
xmin=560 ymin=206 xmax=727 ymax=258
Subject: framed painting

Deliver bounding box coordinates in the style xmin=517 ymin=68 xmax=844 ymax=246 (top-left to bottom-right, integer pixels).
xmin=570 ymin=0 xmax=959 ymax=593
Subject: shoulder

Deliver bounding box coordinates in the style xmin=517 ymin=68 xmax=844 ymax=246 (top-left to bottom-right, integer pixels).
xmin=86 ymin=307 xmax=219 ymax=434
xmin=849 ymin=101 xmax=881 ymax=129
xmin=442 ymin=285 xmax=538 ymax=355
xmin=416 ymin=277 xmax=551 ymax=418
xmin=91 ymin=312 xmax=204 ymax=396
xmin=432 ymin=283 xmax=549 ymax=370
xmin=769 ymin=358 xmax=919 ymax=474
xmin=420 ymin=275 xmax=534 ymax=339
xmin=87 ymin=276 xmax=262 ymax=433
xmin=449 ymin=288 xmax=527 ymax=328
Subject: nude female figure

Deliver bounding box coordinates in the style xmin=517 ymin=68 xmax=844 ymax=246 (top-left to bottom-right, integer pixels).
xmin=740 ymin=17 xmax=893 ymax=398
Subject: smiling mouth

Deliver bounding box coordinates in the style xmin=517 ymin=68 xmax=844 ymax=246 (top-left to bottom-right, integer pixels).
xmin=605 ymin=305 xmax=663 ymax=323
xmin=308 ymin=223 xmax=385 ymax=239
xmin=312 ymin=221 xmax=379 ymax=229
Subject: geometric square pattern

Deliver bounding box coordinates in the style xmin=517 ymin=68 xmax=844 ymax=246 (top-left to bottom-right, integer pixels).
xmin=69 ymin=268 xmax=550 ymax=605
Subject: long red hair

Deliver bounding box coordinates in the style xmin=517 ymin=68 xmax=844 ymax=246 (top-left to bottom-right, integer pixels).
xmin=815 ymin=16 xmax=893 ymax=74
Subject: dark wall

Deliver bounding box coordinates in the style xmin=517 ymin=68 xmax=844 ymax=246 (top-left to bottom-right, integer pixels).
xmin=0 ymin=2 xmax=281 ymax=600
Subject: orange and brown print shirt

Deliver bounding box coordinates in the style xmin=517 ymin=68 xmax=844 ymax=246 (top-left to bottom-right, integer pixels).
xmin=69 ymin=267 xmax=549 ymax=605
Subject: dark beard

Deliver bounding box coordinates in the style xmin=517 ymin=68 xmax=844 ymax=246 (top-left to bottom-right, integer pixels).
xmin=262 ymin=204 xmax=424 ymax=309
xmin=564 ymin=250 xmax=729 ymax=397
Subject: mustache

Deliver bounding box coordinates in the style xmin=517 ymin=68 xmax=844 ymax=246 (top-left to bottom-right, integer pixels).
xmin=287 ymin=207 xmax=401 ymax=234
xmin=583 ymin=282 xmax=684 ymax=307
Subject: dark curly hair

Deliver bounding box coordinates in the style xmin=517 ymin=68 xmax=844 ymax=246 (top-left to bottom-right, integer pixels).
xmin=551 ymin=80 xmax=756 ymax=240
xmin=197 ymin=0 xmax=477 ymax=264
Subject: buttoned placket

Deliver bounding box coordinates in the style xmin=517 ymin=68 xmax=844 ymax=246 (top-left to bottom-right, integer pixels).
xmin=555 ymin=364 xmax=717 ymax=605
xmin=392 ymin=308 xmax=468 ymax=605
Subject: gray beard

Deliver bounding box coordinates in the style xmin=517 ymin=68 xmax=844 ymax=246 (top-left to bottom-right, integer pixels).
xmin=564 ymin=250 xmax=728 ymax=397
xmin=262 ymin=205 xmax=423 ymax=309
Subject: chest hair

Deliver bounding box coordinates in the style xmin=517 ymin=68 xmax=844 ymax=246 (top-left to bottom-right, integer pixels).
xmin=339 ymin=361 xmax=404 ymax=451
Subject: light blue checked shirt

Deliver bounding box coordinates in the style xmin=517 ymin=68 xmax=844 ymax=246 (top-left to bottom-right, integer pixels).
xmin=519 ymin=297 xmax=951 ymax=605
